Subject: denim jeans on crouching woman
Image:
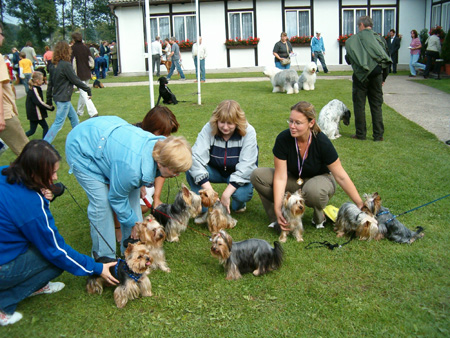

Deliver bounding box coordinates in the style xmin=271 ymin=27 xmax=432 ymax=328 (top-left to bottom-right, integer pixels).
xmin=186 ymin=165 xmax=254 ymax=213
xmin=0 ymin=246 xmax=63 ymax=314
xmin=43 ymin=101 xmax=79 ymax=144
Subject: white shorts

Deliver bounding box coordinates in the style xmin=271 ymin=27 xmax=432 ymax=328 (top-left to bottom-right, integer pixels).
xmin=140 ymin=186 xmax=155 ymax=206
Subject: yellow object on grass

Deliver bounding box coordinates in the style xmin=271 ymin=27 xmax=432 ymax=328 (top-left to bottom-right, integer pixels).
xmin=324 ymin=205 xmax=339 ymax=223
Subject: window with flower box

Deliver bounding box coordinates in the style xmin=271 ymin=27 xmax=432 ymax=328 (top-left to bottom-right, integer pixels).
xmin=173 ymin=15 xmax=197 ymax=42
xmin=229 ymin=12 xmax=254 ymax=40
xmin=285 ymin=9 xmax=310 ymax=38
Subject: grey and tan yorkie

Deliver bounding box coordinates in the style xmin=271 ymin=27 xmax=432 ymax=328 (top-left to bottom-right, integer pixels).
xmin=210 ymin=230 xmax=283 ymax=280
xmin=86 ymin=243 xmax=153 ymax=308
xmin=363 ymin=192 xmax=424 ymax=244
xmin=280 ymin=190 xmax=306 ymax=242
xmin=198 ymin=188 xmax=237 ymax=234
xmin=132 ymin=215 xmax=170 ymax=272
xmin=153 ymin=184 xmax=202 ymax=242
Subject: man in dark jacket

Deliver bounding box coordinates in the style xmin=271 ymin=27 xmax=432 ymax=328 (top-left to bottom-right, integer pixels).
xmin=345 ymin=16 xmax=392 ymax=142
xmin=387 ymin=29 xmax=401 ymax=73
xmin=71 ymin=32 xmax=98 ymax=118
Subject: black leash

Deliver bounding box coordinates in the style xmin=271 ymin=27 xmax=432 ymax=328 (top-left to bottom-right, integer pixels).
xmin=305 ymin=233 xmax=355 ymax=250
xmin=62 ymin=183 xmax=119 ymax=258
xmin=377 ymin=193 xmax=450 ymax=224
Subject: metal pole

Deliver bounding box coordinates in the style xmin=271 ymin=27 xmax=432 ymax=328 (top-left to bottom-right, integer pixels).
xmin=145 ymin=0 xmax=155 ymax=108
xmin=196 ymin=0 xmax=201 ymax=105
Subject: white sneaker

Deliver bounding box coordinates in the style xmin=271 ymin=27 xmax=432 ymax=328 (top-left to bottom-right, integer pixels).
xmin=235 ymin=206 xmax=246 ymax=213
xmin=268 ymin=221 xmax=277 ymax=228
xmin=194 ymin=212 xmax=208 ymax=224
xmin=312 ymin=219 xmax=325 ymax=229
xmin=30 ymin=282 xmax=65 ymax=296
xmin=0 ymin=311 xmax=23 ymax=326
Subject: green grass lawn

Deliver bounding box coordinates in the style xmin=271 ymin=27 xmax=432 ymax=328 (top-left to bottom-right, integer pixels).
xmin=1 ymin=79 xmax=449 ymax=337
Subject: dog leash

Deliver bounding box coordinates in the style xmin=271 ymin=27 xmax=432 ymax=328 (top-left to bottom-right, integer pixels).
xmin=377 ymin=193 xmax=450 ymax=224
xmin=63 ymin=182 xmax=119 ymax=258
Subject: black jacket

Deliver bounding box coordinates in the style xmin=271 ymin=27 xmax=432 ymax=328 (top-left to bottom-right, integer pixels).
xmin=26 ymin=86 xmax=53 ymax=121
xmin=46 ymin=60 xmax=91 ymax=104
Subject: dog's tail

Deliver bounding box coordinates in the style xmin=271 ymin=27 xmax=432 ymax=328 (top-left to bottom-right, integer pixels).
xmin=272 ymin=241 xmax=284 ymax=269
xmin=410 ymin=226 xmax=425 ymax=242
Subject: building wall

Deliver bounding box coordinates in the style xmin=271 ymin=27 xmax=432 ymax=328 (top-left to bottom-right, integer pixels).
xmin=113 ymin=0 xmax=428 ymax=74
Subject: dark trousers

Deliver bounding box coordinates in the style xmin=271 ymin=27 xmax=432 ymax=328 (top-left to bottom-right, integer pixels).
xmin=26 ymin=119 xmax=49 ymax=138
xmin=112 ymin=59 xmax=118 ymax=76
xmin=423 ymin=50 xmax=440 ymax=76
xmin=152 ymin=54 xmax=160 ymax=76
xmin=352 ymin=72 xmax=384 ymax=140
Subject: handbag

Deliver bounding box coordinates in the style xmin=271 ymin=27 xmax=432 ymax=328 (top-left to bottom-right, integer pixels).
xmin=89 ymin=56 xmax=95 ymax=69
xmin=281 ymin=42 xmax=291 ymax=65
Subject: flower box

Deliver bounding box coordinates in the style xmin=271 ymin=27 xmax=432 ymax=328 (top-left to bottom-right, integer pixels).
xmin=291 ymin=43 xmax=310 ymax=47
xmin=289 ymin=36 xmax=312 ymax=46
xmin=224 ymin=37 xmax=260 ymax=48
xmin=226 ymin=45 xmax=257 ymax=50
xmin=179 ymin=47 xmax=192 ymax=52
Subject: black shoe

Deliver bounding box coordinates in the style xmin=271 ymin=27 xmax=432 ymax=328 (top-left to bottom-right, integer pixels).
xmin=374 ymin=137 xmax=384 ymax=142
xmin=50 ymin=183 xmax=65 ymax=201
xmin=351 ymin=134 xmax=366 ymax=140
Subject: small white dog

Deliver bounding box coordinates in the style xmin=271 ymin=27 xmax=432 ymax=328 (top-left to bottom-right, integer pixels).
xmin=298 ymin=62 xmax=317 ymax=91
xmin=317 ymin=99 xmax=352 ymax=140
xmin=263 ymin=67 xmax=299 ymax=94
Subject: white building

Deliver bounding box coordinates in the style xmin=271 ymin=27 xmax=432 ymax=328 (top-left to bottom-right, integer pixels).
xmin=109 ymin=0 xmax=450 ymax=74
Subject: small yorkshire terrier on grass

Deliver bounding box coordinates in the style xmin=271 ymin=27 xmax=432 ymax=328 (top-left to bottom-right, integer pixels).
xmin=210 ymin=230 xmax=283 ymax=280
xmin=334 ymin=201 xmax=379 ymax=240
xmin=198 ymin=188 xmax=237 ymax=234
xmin=86 ymin=243 xmax=153 ymax=308
xmin=153 ymin=184 xmax=202 ymax=242
xmin=280 ymin=190 xmax=306 ymax=242
xmin=131 ymin=215 xmax=170 ymax=272
xmin=363 ymin=192 xmax=424 ymax=244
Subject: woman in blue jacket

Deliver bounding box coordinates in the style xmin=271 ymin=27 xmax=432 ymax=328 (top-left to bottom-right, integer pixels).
xmin=0 ymin=140 xmax=118 ymax=326
xmin=65 ymin=116 xmax=192 ymax=258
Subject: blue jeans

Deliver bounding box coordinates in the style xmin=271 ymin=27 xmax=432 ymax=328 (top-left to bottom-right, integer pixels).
xmin=186 ymin=166 xmax=254 ymax=213
xmin=409 ymin=54 xmax=425 ymax=76
xmin=194 ymin=57 xmax=206 ymax=81
xmin=43 ymin=101 xmax=79 ymax=144
xmin=21 ymin=73 xmax=32 ymax=93
xmin=312 ymin=51 xmax=328 ymax=72
xmin=275 ymin=61 xmax=290 ymax=70
xmin=72 ymin=167 xmax=143 ymax=258
xmin=0 ymin=246 xmax=63 ymax=314
xmin=167 ymin=59 xmax=185 ymax=79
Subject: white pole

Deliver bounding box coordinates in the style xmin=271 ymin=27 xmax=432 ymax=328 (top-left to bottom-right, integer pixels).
xmin=145 ymin=0 xmax=155 ymax=108
xmin=195 ymin=0 xmax=201 ymax=105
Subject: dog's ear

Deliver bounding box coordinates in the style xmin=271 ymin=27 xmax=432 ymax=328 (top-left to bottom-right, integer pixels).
xmin=181 ymin=184 xmax=190 ymax=198
xmin=124 ymin=243 xmax=134 ymax=257
xmin=283 ymin=192 xmax=291 ymax=207
xmin=219 ymin=230 xmax=233 ymax=249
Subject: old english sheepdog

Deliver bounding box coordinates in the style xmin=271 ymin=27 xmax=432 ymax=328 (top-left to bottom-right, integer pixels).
xmin=298 ymin=62 xmax=317 ymax=91
xmin=263 ymin=67 xmax=299 ymax=94
xmin=317 ymin=99 xmax=351 ymax=140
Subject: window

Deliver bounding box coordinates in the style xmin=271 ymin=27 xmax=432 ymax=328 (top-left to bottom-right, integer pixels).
xmin=443 ymin=3 xmax=450 ymax=32
xmin=229 ymin=12 xmax=253 ymax=40
xmin=173 ymin=15 xmax=197 ymax=42
xmin=371 ymin=8 xmax=395 ymax=36
xmin=342 ymin=9 xmax=367 ymax=35
xmin=432 ymin=4 xmax=442 ymax=29
xmin=150 ymin=16 xmax=170 ymax=41
xmin=285 ymin=10 xmax=310 ymax=37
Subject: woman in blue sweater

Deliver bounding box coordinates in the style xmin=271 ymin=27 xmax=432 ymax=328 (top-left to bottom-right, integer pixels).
xmin=0 ymin=140 xmax=118 ymax=326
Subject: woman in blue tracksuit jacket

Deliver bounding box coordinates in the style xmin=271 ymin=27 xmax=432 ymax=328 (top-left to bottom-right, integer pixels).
xmin=0 ymin=140 xmax=118 ymax=327
xmin=186 ymin=100 xmax=258 ymax=216
xmin=65 ymin=116 xmax=192 ymax=258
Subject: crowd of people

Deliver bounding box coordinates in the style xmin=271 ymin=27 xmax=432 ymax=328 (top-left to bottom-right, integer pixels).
xmin=0 ymin=16 xmax=447 ymax=326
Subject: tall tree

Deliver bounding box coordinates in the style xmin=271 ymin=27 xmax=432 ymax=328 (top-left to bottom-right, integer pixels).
xmin=6 ymin=0 xmax=57 ymax=51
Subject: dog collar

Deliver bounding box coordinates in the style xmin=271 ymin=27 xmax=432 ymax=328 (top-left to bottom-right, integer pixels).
xmin=115 ymin=258 xmax=143 ymax=282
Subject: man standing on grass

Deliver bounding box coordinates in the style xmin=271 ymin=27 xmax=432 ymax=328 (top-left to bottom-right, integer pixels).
xmin=151 ymin=36 xmax=162 ymax=77
xmin=0 ymin=22 xmax=29 ymax=156
xmin=166 ymin=37 xmax=186 ymax=81
xmin=345 ymin=16 xmax=391 ymax=142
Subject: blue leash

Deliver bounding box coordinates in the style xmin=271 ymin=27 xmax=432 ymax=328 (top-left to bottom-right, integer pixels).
xmin=377 ymin=193 xmax=450 ymax=223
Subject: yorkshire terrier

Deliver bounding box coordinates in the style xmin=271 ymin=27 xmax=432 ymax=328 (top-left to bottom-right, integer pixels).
xmin=210 ymin=230 xmax=283 ymax=280
xmin=280 ymin=190 xmax=306 ymax=242
xmin=132 ymin=215 xmax=170 ymax=272
xmin=363 ymin=192 xmax=425 ymax=244
xmin=86 ymin=242 xmax=153 ymax=308
xmin=198 ymin=188 xmax=237 ymax=234
xmin=153 ymin=184 xmax=202 ymax=242
xmin=334 ymin=202 xmax=380 ymax=240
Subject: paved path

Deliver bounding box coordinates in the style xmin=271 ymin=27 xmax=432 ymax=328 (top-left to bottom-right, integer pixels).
xmin=14 ymin=75 xmax=450 ymax=142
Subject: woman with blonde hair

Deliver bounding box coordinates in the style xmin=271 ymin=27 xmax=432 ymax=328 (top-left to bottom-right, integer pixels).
xmin=251 ymin=101 xmax=363 ymax=230
xmin=65 ymin=116 xmax=192 ymax=258
xmin=44 ymin=40 xmax=93 ymax=144
xmin=187 ymin=100 xmax=258 ymax=218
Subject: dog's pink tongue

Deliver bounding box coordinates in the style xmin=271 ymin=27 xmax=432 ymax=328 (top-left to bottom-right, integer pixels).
xmin=146 ymin=261 xmax=151 ymax=266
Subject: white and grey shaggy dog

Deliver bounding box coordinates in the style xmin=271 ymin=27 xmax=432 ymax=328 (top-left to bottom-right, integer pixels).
xmin=298 ymin=62 xmax=317 ymax=91
xmin=318 ymin=99 xmax=352 ymax=140
xmin=263 ymin=67 xmax=299 ymax=94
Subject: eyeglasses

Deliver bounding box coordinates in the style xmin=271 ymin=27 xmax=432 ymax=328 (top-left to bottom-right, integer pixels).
xmin=287 ymin=119 xmax=302 ymax=127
